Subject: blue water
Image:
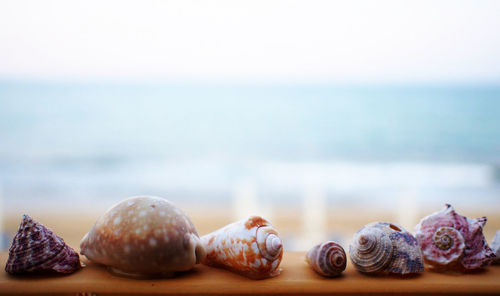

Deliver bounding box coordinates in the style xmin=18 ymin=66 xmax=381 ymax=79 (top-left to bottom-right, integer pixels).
xmin=1 ymin=82 xmax=499 ymax=210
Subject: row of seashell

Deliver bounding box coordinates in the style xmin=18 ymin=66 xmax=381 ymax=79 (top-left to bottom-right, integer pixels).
xmin=4 ymin=197 xmax=499 ymax=279
xmin=5 ymin=196 xmax=284 ymax=279
xmin=334 ymin=203 xmax=497 ymax=276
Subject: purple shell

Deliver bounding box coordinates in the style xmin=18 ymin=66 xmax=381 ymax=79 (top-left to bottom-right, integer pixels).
xmin=306 ymin=241 xmax=346 ymax=277
xmin=414 ymin=204 xmax=495 ymax=271
xmin=5 ymin=215 xmax=81 ymax=274
xmin=349 ymin=222 xmax=424 ymax=275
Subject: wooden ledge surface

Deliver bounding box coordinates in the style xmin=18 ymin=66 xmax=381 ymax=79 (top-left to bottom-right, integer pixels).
xmin=0 ymin=252 xmax=499 ymax=295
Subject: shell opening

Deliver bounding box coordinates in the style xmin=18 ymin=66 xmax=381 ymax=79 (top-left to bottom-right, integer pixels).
xmin=333 ymin=254 xmax=344 ymax=267
xmin=195 ymin=241 xmax=206 ymax=264
xmin=389 ymin=224 xmax=402 ymax=232
xmin=185 ymin=233 xmax=206 ymax=264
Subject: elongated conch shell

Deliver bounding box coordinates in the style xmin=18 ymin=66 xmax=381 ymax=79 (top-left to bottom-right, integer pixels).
xmin=305 ymin=241 xmax=346 ymax=277
xmin=80 ymin=196 xmax=205 ymax=278
xmin=350 ymin=222 xmax=424 ymax=275
xmin=5 ymin=215 xmax=81 ymax=275
xmin=201 ymin=216 xmax=283 ymax=279
xmin=414 ymin=204 xmax=495 ymax=271
xmin=492 ymin=231 xmax=500 ymax=264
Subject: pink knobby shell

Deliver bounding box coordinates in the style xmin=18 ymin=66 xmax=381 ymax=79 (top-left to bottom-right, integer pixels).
xmin=414 ymin=204 xmax=495 ymax=271
xmin=5 ymin=215 xmax=81 ymax=275
xmin=491 ymin=230 xmax=500 ymax=264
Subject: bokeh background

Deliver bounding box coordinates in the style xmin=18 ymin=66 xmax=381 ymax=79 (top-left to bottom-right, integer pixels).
xmin=1 ymin=0 xmax=500 ymax=251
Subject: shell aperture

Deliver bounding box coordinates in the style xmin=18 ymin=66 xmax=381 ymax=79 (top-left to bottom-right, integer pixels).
xmin=80 ymin=196 xmax=205 ymax=277
xmin=201 ymin=216 xmax=283 ymax=279
xmin=414 ymin=204 xmax=495 ymax=271
xmin=350 ymin=222 xmax=424 ymax=275
xmin=5 ymin=215 xmax=81 ymax=275
xmin=305 ymin=241 xmax=346 ymax=277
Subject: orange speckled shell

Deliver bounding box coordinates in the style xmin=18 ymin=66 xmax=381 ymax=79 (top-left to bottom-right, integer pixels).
xmin=201 ymin=216 xmax=283 ymax=279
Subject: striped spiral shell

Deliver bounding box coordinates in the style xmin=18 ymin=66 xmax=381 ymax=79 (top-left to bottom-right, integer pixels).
xmin=350 ymin=227 xmax=393 ymax=274
xmin=306 ymin=241 xmax=346 ymax=277
xmin=350 ymin=222 xmax=424 ymax=275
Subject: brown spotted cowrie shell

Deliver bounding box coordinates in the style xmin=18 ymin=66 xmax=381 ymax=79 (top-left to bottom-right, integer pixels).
xmin=80 ymin=196 xmax=205 ymax=278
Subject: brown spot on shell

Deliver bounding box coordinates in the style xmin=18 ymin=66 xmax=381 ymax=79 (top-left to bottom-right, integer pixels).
xmin=201 ymin=216 xmax=283 ymax=279
xmin=244 ymin=216 xmax=269 ymax=230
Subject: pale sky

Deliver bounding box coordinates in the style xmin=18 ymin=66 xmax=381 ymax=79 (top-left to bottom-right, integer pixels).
xmin=1 ymin=0 xmax=500 ymax=83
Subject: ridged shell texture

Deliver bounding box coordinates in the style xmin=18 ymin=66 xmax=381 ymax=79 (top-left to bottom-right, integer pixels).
xmin=350 ymin=222 xmax=424 ymax=275
xmin=5 ymin=215 xmax=80 ymax=274
xmin=414 ymin=204 xmax=495 ymax=271
xmin=306 ymin=241 xmax=346 ymax=277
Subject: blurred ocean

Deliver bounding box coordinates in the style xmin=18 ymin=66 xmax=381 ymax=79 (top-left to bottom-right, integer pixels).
xmin=1 ymin=82 xmax=500 ymax=211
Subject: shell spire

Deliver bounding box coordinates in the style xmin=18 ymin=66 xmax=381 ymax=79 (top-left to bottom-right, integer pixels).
xmin=349 ymin=222 xmax=423 ymax=275
xmin=414 ymin=204 xmax=495 ymax=272
xmin=305 ymin=241 xmax=346 ymax=277
xmin=5 ymin=215 xmax=81 ymax=274
xmin=201 ymin=216 xmax=283 ymax=279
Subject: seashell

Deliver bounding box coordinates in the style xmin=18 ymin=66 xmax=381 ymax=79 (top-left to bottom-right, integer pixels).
xmin=80 ymin=196 xmax=205 ymax=278
xmin=492 ymin=230 xmax=500 ymax=264
xmin=305 ymin=241 xmax=346 ymax=277
xmin=350 ymin=222 xmax=424 ymax=275
xmin=414 ymin=204 xmax=495 ymax=271
xmin=5 ymin=214 xmax=81 ymax=275
xmin=201 ymin=216 xmax=283 ymax=279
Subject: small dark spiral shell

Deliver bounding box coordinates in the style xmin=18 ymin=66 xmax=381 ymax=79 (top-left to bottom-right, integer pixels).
xmin=306 ymin=241 xmax=346 ymax=277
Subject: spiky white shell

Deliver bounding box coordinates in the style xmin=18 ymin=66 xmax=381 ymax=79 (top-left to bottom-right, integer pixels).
xmin=305 ymin=241 xmax=346 ymax=277
xmin=80 ymin=196 xmax=205 ymax=277
xmin=414 ymin=204 xmax=495 ymax=271
xmin=492 ymin=230 xmax=500 ymax=264
xmin=201 ymin=216 xmax=283 ymax=279
xmin=350 ymin=222 xmax=424 ymax=275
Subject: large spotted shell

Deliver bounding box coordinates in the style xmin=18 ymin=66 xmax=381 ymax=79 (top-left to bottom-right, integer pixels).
xmin=201 ymin=216 xmax=283 ymax=279
xmin=350 ymin=222 xmax=424 ymax=275
xmin=305 ymin=241 xmax=346 ymax=277
xmin=80 ymin=196 xmax=205 ymax=277
xmin=492 ymin=230 xmax=500 ymax=264
xmin=414 ymin=204 xmax=495 ymax=271
xmin=5 ymin=215 xmax=80 ymax=275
